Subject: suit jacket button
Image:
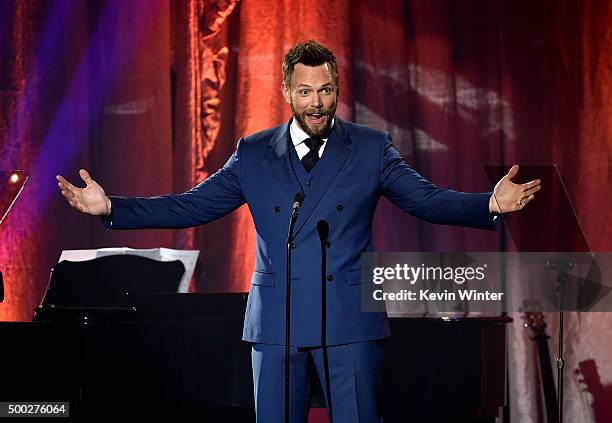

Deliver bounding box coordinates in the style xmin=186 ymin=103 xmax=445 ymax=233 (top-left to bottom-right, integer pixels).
xmin=327 ymin=274 xmax=334 ymax=282
xmin=274 ymin=206 xmax=281 ymax=213
xmin=336 ymin=204 xmax=343 ymax=212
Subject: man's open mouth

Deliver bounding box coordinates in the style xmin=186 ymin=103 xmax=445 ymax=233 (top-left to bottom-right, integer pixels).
xmin=306 ymin=112 xmax=326 ymax=125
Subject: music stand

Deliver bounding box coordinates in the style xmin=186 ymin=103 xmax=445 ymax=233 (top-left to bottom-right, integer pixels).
xmin=0 ymin=170 xmax=32 ymax=302
xmin=484 ymin=164 xmax=591 ymax=423
xmin=37 ymin=255 xmax=185 ymax=321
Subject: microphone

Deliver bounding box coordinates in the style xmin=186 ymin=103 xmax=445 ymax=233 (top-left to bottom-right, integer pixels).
xmin=291 ymin=192 xmax=304 ymax=219
xmin=317 ymin=219 xmax=329 ymax=244
xmin=287 ymin=192 xmax=304 ymax=243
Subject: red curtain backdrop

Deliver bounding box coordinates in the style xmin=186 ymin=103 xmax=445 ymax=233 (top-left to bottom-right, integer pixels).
xmin=1 ymin=1 xmax=611 ymax=421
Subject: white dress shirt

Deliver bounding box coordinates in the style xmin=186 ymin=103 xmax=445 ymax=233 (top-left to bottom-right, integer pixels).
xmin=290 ymin=117 xmax=335 ymax=160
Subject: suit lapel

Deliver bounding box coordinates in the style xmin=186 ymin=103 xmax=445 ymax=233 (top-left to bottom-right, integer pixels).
xmin=293 ymin=118 xmax=352 ymax=238
xmin=265 ymin=121 xmax=301 ymax=200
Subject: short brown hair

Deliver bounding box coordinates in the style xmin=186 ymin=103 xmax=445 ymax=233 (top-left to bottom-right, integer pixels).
xmin=282 ymin=40 xmax=339 ymax=91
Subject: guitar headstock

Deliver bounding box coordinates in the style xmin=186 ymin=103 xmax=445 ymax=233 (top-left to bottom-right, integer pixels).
xmin=520 ymin=300 xmax=549 ymax=339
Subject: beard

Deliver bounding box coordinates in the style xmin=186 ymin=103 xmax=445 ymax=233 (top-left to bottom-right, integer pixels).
xmin=290 ymin=101 xmax=336 ymax=139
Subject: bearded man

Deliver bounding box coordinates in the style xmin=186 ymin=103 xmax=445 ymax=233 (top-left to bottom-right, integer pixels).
xmin=57 ymin=40 xmax=540 ymax=422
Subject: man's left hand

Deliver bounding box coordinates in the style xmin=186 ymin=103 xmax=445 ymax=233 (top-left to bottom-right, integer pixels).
xmin=489 ymin=165 xmax=541 ymax=214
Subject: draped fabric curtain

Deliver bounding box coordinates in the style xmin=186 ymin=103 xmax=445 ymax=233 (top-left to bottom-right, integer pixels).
xmin=1 ymin=1 xmax=611 ymax=421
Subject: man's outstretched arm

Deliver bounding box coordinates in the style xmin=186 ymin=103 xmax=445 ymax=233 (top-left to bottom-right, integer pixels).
xmin=57 ymin=142 xmax=246 ymax=230
xmin=380 ymin=134 xmax=540 ymax=229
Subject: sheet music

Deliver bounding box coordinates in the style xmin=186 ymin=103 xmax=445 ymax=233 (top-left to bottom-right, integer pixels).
xmin=159 ymin=248 xmax=199 ymax=293
xmin=96 ymin=247 xmax=161 ymax=261
xmin=59 ymin=248 xmax=199 ymax=292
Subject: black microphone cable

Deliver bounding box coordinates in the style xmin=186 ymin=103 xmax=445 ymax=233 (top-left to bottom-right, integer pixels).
xmin=317 ymin=219 xmax=333 ymax=423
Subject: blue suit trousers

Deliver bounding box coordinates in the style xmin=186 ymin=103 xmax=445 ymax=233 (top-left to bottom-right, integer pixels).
xmin=251 ymin=341 xmax=384 ymax=423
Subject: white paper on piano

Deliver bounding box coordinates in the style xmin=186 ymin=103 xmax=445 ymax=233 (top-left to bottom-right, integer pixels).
xmin=59 ymin=248 xmax=199 ymax=293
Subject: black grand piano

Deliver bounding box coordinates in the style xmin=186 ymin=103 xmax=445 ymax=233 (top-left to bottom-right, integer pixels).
xmin=0 ymin=256 xmax=509 ymax=421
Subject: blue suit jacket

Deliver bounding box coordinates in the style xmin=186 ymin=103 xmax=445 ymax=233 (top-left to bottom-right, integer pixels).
xmin=106 ymin=118 xmax=495 ymax=346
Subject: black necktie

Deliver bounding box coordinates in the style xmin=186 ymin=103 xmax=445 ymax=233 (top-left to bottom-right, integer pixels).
xmin=301 ymin=137 xmax=324 ymax=173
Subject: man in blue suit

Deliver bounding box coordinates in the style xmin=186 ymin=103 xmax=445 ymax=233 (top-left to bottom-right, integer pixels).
xmin=57 ymin=41 xmax=540 ymax=422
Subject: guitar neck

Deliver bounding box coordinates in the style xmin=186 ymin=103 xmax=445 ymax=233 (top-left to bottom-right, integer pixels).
xmin=535 ymin=335 xmax=558 ymax=423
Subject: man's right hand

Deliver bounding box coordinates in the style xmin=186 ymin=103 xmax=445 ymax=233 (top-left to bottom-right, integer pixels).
xmin=56 ymin=169 xmax=110 ymax=216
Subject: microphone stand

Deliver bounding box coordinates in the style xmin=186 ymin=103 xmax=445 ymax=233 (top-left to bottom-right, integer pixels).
xmin=317 ymin=220 xmax=333 ymax=422
xmin=285 ymin=193 xmax=303 ymax=423
xmin=547 ymin=258 xmax=572 ymax=423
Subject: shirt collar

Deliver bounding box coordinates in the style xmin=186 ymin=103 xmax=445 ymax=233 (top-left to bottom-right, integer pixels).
xmin=290 ymin=117 xmax=335 ymax=147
